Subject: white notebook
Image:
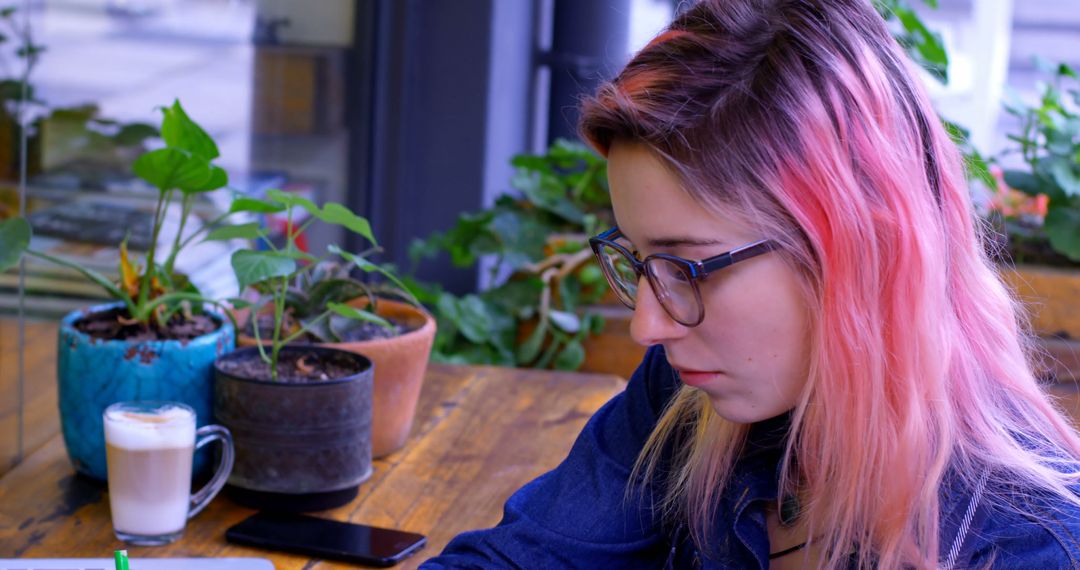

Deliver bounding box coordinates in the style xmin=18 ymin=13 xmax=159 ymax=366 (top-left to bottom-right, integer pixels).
xmin=0 ymin=559 xmax=274 ymax=570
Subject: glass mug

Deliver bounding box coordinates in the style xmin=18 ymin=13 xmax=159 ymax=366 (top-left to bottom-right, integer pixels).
xmin=103 ymin=401 xmax=235 ymax=545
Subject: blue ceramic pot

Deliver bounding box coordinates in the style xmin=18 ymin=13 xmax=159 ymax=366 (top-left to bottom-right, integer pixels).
xmin=57 ymin=303 xmax=236 ymax=480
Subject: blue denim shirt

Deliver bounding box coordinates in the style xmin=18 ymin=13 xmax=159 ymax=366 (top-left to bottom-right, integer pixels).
xmin=421 ymin=346 xmax=1080 ymax=569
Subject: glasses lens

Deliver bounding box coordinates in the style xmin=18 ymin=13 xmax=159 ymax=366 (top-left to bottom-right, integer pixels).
xmin=646 ymin=258 xmax=702 ymax=325
xmin=595 ymin=243 xmax=638 ymax=308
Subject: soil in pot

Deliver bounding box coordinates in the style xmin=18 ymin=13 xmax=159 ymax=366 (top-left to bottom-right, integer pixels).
xmin=216 ymin=345 xmax=366 ymax=382
xmin=75 ymin=306 xmax=220 ymax=342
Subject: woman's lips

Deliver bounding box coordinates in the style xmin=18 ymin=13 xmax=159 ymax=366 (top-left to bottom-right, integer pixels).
xmin=674 ymin=368 xmax=724 ymax=387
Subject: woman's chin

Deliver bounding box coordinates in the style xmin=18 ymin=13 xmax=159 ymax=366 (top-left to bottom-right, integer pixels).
xmin=707 ymin=396 xmax=788 ymax=425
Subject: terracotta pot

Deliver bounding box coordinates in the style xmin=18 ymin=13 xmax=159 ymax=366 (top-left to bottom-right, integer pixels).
xmin=999 ymin=264 xmax=1080 ymax=339
xmin=239 ymin=297 xmax=436 ymax=458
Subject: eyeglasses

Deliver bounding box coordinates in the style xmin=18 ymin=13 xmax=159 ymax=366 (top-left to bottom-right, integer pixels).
xmin=588 ymin=227 xmax=776 ymax=327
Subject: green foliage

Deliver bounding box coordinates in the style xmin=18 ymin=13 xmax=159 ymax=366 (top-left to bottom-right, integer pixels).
xmin=0 ymin=216 xmax=29 ymax=271
xmin=999 ymin=59 xmax=1080 ymax=262
xmin=410 ymin=139 xmax=611 ymax=370
xmin=874 ymin=0 xmax=949 ymax=84
xmin=3 ymin=100 xmax=233 ymax=326
xmin=225 ymin=192 xmax=417 ymax=380
xmin=943 ymin=120 xmax=996 ymax=191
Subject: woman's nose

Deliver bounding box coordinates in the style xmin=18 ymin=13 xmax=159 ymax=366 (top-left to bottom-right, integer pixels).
xmin=629 ymin=277 xmax=688 ymax=347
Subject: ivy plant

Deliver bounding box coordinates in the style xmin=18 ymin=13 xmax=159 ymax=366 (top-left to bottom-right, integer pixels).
xmin=409 ymin=139 xmax=612 ymax=369
xmin=997 ymin=59 xmax=1080 ymax=263
xmin=874 ymin=0 xmax=949 ymax=84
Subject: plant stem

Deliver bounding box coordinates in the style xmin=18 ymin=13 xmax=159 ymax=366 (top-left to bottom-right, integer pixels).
xmin=139 ymin=188 xmax=172 ymax=313
xmin=176 ymin=210 xmax=232 ymax=251
xmin=163 ymin=193 xmax=195 ymax=277
xmin=247 ymin=300 xmax=272 ymax=366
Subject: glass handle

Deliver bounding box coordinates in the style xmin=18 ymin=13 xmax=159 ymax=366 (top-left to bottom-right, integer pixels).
xmin=189 ymin=424 xmax=235 ymax=519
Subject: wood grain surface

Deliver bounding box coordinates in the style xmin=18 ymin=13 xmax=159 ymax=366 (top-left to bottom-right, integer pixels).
xmin=0 ymin=361 xmax=624 ymax=568
xmin=0 ymin=319 xmax=59 ymax=476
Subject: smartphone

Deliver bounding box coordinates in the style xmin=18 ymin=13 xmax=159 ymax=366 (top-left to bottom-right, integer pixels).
xmin=226 ymin=512 xmax=427 ymax=567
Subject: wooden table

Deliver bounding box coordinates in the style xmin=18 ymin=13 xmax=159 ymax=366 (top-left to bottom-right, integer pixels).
xmin=0 ymin=363 xmax=625 ymax=568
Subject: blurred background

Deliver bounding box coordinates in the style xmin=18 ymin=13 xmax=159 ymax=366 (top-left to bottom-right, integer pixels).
xmin=1 ymin=0 xmax=1078 ymax=472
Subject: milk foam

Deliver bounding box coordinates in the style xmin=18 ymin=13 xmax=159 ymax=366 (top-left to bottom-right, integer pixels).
xmin=104 ymin=405 xmax=195 ymax=450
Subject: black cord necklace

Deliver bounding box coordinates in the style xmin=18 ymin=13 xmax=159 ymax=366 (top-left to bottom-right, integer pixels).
xmin=768 ymin=494 xmax=808 ymax=559
xmin=769 ymin=540 xmax=810 ymax=559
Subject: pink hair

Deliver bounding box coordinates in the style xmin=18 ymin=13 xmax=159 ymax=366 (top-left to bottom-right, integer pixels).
xmin=580 ymin=0 xmax=1080 ymax=567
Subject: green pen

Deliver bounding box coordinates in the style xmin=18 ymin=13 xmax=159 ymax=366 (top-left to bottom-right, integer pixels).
xmin=114 ymin=549 xmax=130 ymax=570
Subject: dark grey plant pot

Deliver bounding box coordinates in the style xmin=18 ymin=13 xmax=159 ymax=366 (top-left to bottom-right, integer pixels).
xmin=213 ymin=345 xmax=374 ymax=512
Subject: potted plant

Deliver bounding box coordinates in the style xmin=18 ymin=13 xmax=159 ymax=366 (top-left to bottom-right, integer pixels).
xmin=212 ymin=189 xmax=433 ymax=511
xmin=973 ymin=59 xmax=1080 ymax=387
xmin=990 ymin=60 xmax=1080 ymax=345
xmin=238 ymin=255 xmax=435 ymax=458
xmin=0 ymin=100 xmax=238 ymax=480
xmin=408 ymin=139 xmax=617 ymax=372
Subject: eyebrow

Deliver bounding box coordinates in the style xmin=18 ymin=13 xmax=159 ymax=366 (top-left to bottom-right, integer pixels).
xmin=645 ymin=236 xmax=729 ymax=249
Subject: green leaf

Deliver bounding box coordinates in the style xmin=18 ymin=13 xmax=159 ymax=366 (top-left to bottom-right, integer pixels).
xmin=589 ymin=313 xmax=607 ymax=335
xmin=304 ymin=315 xmax=339 ymax=343
xmin=329 ymin=245 xmax=418 ymax=305
xmin=510 ymin=154 xmax=550 ymax=172
xmin=189 ymin=165 xmax=228 ymax=193
xmin=265 ymin=191 xmax=375 ymax=242
xmin=226 ymin=297 xmax=253 ymax=309
xmin=231 ymin=250 xmax=296 ymax=293
xmin=578 ymin=262 xmax=604 ymax=286
xmin=553 ymin=340 xmax=585 ymax=370
xmin=558 ymin=275 xmax=582 ymax=312
xmin=306 ymin=279 xmax=370 ymax=312
xmin=481 ymin=278 xmax=543 ymax=318
xmin=1002 ymin=169 xmax=1044 ymax=196
xmin=160 ymin=100 xmax=219 ymax=160
xmin=266 ymin=188 xmax=321 ymax=216
xmin=489 ymin=211 xmax=549 ymax=263
xmin=516 ymin=320 xmax=547 ymax=364
xmin=25 ymin=249 xmax=130 ymax=302
xmin=963 ymin=150 xmax=996 ymax=191
xmin=229 ymin=196 xmax=286 ymax=214
xmin=205 ymin=222 xmax=265 ymax=241
xmin=437 ymin=294 xmax=493 ymax=344
xmin=132 ymin=147 xmax=212 ymax=192
xmin=0 ymin=217 xmax=30 ymax=271
xmin=327 ymin=301 xmax=391 ymax=327
xmin=112 ymin=122 xmax=159 ymax=146
xmin=1050 ymin=161 xmax=1080 ymax=196
xmin=941 ymin=120 xmax=970 ymax=145
xmin=894 ymin=6 xmax=949 ymax=83
xmin=549 ymin=309 xmax=581 ymax=333
xmin=330 ymin=245 xmax=378 ymax=271
xmin=1044 ymin=207 xmax=1080 ymax=261
xmin=319 ymin=203 xmax=376 ymax=244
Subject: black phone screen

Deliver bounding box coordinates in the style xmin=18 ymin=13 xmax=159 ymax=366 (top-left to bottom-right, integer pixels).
xmin=226 ymin=512 xmax=427 ymax=567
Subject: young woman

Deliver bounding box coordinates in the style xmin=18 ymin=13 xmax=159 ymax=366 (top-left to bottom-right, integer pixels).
xmin=421 ymin=0 xmax=1080 ymax=567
